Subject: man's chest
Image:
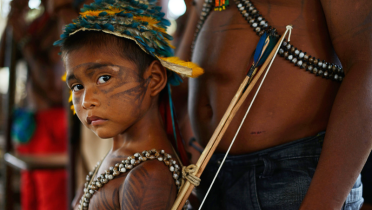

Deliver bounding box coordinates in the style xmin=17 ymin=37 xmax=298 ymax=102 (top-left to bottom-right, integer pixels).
xmin=191 ymin=0 xmax=332 ymax=75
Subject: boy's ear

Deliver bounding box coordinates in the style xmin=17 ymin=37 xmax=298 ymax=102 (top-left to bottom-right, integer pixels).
xmin=147 ymin=60 xmax=167 ymax=97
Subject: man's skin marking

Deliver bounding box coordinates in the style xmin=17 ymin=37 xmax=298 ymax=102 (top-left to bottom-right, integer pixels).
xmin=251 ymin=131 xmax=266 ymax=135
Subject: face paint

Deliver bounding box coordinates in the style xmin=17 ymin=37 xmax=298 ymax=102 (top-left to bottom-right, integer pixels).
xmin=65 ymin=46 xmax=153 ymax=138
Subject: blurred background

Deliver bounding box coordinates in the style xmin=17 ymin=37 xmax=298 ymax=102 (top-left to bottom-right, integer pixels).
xmin=0 ymin=0 xmax=194 ymax=209
xmin=0 ymin=0 xmax=370 ymax=209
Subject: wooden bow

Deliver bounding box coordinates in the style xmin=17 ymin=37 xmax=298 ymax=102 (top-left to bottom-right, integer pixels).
xmin=172 ymin=25 xmax=293 ymax=210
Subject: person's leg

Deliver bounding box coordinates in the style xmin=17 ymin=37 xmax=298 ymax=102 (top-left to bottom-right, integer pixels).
xmin=20 ymin=171 xmax=38 ymax=210
xmin=34 ymin=170 xmax=67 ymax=210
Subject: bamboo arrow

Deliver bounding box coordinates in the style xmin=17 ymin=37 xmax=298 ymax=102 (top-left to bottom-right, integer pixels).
xmin=172 ymin=26 xmax=293 ymax=210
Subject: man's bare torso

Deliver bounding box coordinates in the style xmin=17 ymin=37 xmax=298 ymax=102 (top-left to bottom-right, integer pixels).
xmin=189 ymin=0 xmax=342 ymax=154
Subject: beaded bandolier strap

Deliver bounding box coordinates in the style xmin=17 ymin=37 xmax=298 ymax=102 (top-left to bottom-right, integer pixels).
xmin=191 ymin=0 xmax=345 ymax=82
xmin=79 ymin=149 xmax=182 ymax=210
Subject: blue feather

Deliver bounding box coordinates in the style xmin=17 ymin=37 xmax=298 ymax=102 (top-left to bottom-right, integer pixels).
xmin=167 ymin=84 xmax=178 ymax=149
xmin=139 ymin=4 xmax=148 ymax=9
xmin=94 ymin=23 xmax=102 ymax=29
xmin=256 ymin=35 xmax=279 ymax=67
xmin=168 ymin=72 xmax=183 ymax=86
xmin=134 ymin=36 xmax=144 ymax=42
xmin=144 ymin=46 xmax=155 ymax=53
xmin=125 ymin=6 xmax=135 ymax=11
xmin=80 ymin=18 xmax=92 ymax=28
xmin=86 ymin=15 xmax=95 ymax=20
xmin=123 ymin=30 xmax=132 ymax=36
xmin=103 ymin=23 xmax=114 ymax=31
xmin=246 ymin=30 xmax=278 ymax=79
xmin=118 ymin=12 xmax=133 ymax=18
xmin=158 ymin=12 xmax=166 ymax=18
xmin=99 ymin=11 xmax=107 ymax=16
xmin=53 ymin=39 xmax=64 ymax=46
xmin=162 ymin=33 xmax=173 ymax=40
xmin=253 ymin=32 xmax=267 ymax=65
xmin=129 ymin=22 xmax=140 ymax=28
xmin=160 ymin=18 xmax=170 ymax=26
xmin=60 ymin=33 xmax=69 ymax=39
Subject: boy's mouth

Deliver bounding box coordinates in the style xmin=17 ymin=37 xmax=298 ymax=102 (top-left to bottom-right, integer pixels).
xmin=87 ymin=116 xmax=107 ymax=126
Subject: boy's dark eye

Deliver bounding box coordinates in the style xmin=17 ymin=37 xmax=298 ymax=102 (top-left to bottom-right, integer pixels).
xmin=72 ymin=84 xmax=84 ymax=92
xmin=97 ymin=75 xmax=111 ymax=84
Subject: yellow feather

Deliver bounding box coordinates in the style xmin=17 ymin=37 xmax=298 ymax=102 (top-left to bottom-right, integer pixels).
xmin=70 ymin=104 xmax=76 ymax=114
xmin=61 ymin=72 xmax=66 ymax=81
xmin=68 ymin=91 xmax=73 ymax=102
xmin=133 ymin=16 xmax=159 ymax=25
xmin=159 ymin=57 xmax=204 ymax=78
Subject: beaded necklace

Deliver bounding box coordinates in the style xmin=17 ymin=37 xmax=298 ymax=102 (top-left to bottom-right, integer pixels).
xmin=78 ymin=149 xmax=182 ymax=210
xmin=192 ymin=0 xmax=344 ymax=82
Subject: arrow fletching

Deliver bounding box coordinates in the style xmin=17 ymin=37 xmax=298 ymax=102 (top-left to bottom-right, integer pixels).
xmin=247 ymin=30 xmax=279 ymax=79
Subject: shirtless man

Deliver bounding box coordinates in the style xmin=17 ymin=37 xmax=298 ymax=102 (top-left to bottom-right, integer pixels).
xmin=176 ymin=0 xmax=372 ymax=209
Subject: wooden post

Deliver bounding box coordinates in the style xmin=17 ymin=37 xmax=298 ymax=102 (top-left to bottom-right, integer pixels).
xmin=67 ymin=109 xmax=81 ymax=209
xmin=2 ymin=27 xmax=17 ymax=210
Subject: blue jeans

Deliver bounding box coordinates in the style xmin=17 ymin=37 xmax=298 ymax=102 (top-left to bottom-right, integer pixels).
xmin=196 ymin=132 xmax=364 ymax=210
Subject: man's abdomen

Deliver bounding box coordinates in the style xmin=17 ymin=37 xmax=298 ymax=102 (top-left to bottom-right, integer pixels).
xmin=189 ymin=0 xmax=341 ymax=154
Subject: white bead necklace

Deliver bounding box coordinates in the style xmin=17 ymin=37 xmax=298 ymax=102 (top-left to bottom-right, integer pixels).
xmin=78 ymin=149 xmax=182 ymax=210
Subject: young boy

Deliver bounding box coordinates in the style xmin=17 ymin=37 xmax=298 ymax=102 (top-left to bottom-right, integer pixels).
xmin=54 ymin=0 xmax=203 ymax=209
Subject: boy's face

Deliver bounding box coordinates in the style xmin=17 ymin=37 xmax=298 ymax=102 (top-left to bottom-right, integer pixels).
xmin=65 ymin=46 xmax=152 ymax=138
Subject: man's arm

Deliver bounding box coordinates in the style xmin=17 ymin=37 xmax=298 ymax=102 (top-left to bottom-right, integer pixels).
xmin=119 ymin=160 xmax=177 ymax=210
xmin=172 ymin=1 xmax=199 ymax=120
xmin=172 ymin=2 xmax=203 ymax=162
xmin=301 ymin=1 xmax=372 ymax=209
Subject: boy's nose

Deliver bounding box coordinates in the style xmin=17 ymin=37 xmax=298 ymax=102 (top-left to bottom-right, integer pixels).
xmin=82 ymin=89 xmax=100 ymax=109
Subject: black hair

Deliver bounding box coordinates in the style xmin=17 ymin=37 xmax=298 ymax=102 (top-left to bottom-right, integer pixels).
xmin=61 ymin=31 xmax=156 ymax=74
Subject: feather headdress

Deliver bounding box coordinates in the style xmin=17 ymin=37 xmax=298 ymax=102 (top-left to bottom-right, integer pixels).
xmin=54 ymin=0 xmax=204 ymax=82
xmin=55 ymin=0 xmax=199 ymax=165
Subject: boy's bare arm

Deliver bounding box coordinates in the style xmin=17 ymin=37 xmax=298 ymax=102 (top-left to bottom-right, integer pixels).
xmin=301 ymin=0 xmax=372 ymax=209
xmin=119 ymin=160 xmax=177 ymax=210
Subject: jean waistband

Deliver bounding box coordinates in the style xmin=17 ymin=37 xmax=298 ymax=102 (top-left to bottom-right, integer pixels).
xmin=210 ymin=131 xmax=325 ymax=167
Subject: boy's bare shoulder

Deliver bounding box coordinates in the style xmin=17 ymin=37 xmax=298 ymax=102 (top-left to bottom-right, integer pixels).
xmin=118 ymin=159 xmax=177 ymax=210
